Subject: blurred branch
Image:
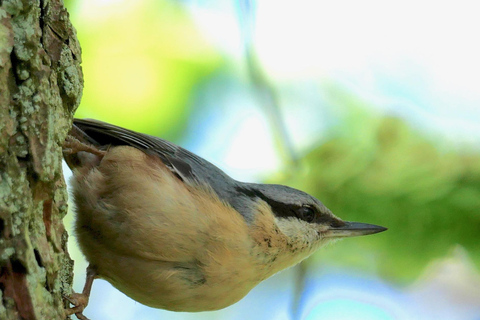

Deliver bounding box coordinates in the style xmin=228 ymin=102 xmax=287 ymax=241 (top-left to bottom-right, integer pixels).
xmin=237 ymin=0 xmax=299 ymax=168
xmin=291 ymin=262 xmax=308 ymax=320
xmin=237 ymin=1 xmax=305 ymax=318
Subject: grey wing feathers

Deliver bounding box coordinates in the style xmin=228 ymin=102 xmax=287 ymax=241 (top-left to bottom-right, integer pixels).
xmin=72 ymin=118 xmax=258 ymax=222
xmin=72 ymin=118 xmax=232 ymax=186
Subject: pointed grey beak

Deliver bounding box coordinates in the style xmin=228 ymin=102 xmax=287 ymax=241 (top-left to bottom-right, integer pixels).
xmin=324 ymin=221 xmax=387 ymax=238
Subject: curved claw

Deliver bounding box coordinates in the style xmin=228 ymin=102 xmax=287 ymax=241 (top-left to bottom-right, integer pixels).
xmin=64 ymin=265 xmax=97 ymax=320
xmin=65 ymin=292 xmax=90 ymax=320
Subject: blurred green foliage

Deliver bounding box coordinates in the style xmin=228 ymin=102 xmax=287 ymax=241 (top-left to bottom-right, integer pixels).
xmin=282 ymin=89 xmax=480 ymax=282
xmin=67 ymin=0 xmax=221 ymax=140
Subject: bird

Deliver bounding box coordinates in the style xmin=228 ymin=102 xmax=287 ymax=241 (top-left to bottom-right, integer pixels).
xmin=63 ymin=118 xmax=387 ymax=320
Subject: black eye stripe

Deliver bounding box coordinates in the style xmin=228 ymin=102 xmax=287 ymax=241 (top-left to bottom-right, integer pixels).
xmin=236 ymin=186 xmax=317 ymax=220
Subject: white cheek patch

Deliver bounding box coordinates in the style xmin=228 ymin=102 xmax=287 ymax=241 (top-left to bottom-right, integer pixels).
xmin=271 ymin=217 xmax=335 ymax=270
xmin=274 ymin=217 xmax=320 ymax=248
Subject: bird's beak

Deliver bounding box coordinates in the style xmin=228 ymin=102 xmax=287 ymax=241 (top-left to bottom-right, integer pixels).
xmin=324 ymin=221 xmax=387 ymax=238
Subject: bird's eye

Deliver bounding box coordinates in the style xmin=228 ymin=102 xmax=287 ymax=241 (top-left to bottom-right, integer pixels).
xmin=296 ymin=206 xmax=316 ymax=223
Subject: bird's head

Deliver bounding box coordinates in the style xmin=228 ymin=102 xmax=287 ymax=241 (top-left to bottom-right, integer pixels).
xmin=237 ymin=183 xmax=386 ymax=274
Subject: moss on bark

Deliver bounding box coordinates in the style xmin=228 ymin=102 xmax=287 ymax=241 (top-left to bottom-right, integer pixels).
xmin=0 ymin=0 xmax=82 ymax=318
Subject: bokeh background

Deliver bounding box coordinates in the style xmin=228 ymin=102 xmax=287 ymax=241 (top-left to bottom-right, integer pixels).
xmin=62 ymin=0 xmax=480 ymax=319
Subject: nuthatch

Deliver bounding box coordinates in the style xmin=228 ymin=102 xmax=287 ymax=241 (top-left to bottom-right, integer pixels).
xmin=63 ymin=119 xmax=386 ymax=319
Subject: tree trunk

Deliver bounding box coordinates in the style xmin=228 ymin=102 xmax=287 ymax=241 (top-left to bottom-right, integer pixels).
xmin=0 ymin=0 xmax=82 ymax=319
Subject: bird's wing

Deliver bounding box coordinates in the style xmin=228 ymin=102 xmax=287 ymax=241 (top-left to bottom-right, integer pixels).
xmin=72 ymin=118 xmax=233 ymax=187
xmin=71 ymin=119 xmax=259 ymax=222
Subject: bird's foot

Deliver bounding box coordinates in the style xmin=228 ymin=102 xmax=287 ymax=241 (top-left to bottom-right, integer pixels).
xmin=63 ymin=135 xmax=105 ymax=157
xmin=64 ymin=265 xmax=97 ymax=320
xmin=65 ymin=292 xmax=90 ymax=320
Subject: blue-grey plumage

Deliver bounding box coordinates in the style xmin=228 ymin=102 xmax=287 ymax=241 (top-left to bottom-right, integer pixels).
xmin=72 ymin=118 xmax=255 ymax=220
xmin=64 ymin=119 xmax=386 ymax=319
xmin=71 ymin=119 xmax=339 ymax=224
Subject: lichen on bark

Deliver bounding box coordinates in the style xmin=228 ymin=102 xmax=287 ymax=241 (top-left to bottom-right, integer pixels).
xmin=0 ymin=0 xmax=82 ymax=319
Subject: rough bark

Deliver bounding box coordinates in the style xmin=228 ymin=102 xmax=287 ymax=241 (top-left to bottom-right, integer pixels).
xmin=0 ymin=0 xmax=82 ymax=319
